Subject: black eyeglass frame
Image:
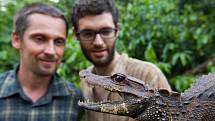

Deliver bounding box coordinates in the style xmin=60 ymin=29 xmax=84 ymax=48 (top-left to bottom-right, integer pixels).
xmin=76 ymin=28 xmax=118 ymax=41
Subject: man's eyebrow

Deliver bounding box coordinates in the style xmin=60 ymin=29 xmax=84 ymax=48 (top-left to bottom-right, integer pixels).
xmin=29 ymin=33 xmax=45 ymax=38
xmin=79 ymin=28 xmax=95 ymax=31
xmin=80 ymin=27 xmax=114 ymax=32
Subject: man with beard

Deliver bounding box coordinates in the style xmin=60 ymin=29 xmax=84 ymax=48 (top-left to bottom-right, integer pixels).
xmin=0 ymin=2 xmax=82 ymax=121
xmin=71 ymin=0 xmax=171 ymax=121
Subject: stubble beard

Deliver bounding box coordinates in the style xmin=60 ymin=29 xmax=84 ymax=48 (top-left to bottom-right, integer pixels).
xmin=81 ymin=42 xmax=116 ymax=67
xmin=35 ymin=56 xmax=60 ymax=76
xmin=33 ymin=64 xmax=57 ymax=77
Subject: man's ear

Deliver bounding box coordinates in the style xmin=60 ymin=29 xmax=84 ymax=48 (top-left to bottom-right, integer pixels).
xmin=11 ymin=32 xmax=21 ymax=49
xmin=116 ymin=23 xmax=120 ymax=37
xmin=72 ymin=27 xmax=78 ymax=40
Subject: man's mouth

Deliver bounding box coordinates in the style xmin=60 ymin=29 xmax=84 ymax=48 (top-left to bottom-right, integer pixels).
xmin=39 ymin=59 xmax=57 ymax=66
xmin=92 ymin=50 xmax=107 ymax=58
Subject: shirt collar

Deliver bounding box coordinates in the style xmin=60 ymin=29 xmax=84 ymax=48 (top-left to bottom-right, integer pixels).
xmin=48 ymin=73 xmax=74 ymax=97
xmin=0 ymin=69 xmax=21 ymax=98
xmin=0 ymin=66 xmax=73 ymax=98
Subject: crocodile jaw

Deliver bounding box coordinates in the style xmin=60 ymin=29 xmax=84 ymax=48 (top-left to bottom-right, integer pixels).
xmin=78 ymin=101 xmax=129 ymax=115
xmin=78 ymin=98 xmax=146 ymax=117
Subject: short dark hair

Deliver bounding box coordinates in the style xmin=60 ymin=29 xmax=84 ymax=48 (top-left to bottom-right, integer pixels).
xmin=13 ymin=2 xmax=68 ymax=38
xmin=71 ymin=0 xmax=119 ymax=32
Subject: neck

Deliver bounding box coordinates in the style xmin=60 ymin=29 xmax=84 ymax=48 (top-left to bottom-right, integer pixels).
xmin=17 ymin=67 xmax=52 ymax=102
xmin=93 ymin=51 xmax=121 ymax=75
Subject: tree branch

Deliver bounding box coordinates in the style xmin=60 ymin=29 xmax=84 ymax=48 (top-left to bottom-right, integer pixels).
xmin=186 ymin=57 xmax=215 ymax=74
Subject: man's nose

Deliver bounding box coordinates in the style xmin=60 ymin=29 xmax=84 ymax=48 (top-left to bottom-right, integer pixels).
xmin=93 ymin=34 xmax=104 ymax=45
xmin=44 ymin=42 xmax=56 ymax=55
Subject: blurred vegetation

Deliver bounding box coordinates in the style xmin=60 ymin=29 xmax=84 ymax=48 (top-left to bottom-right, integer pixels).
xmin=0 ymin=0 xmax=214 ymax=92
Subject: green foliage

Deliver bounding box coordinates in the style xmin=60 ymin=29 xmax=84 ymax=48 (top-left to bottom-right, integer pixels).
xmin=144 ymin=42 xmax=157 ymax=63
xmin=170 ymin=74 xmax=197 ymax=92
xmin=0 ymin=0 xmax=214 ymax=92
xmin=57 ymin=32 xmax=90 ymax=87
xmin=116 ymin=0 xmax=215 ymax=91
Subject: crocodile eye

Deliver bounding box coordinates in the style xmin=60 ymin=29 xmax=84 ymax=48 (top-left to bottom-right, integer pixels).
xmin=111 ymin=73 xmax=126 ymax=82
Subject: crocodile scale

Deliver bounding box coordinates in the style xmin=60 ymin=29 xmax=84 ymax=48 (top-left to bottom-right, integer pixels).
xmin=78 ymin=70 xmax=215 ymax=121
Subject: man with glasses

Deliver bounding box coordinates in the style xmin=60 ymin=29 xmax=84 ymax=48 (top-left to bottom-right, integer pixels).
xmin=71 ymin=0 xmax=171 ymax=121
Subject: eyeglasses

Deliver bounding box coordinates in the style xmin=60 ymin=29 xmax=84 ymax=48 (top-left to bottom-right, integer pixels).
xmin=76 ymin=27 xmax=117 ymax=41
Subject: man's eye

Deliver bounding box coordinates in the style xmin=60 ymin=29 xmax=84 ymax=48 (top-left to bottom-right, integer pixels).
xmin=34 ymin=36 xmax=45 ymax=43
xmin=101 ymin=29 xmax=115 ymax=37
xmin=54 ymin=39 xmax=65 ymax=46
xmin=81 ymin=31 xmax=94 ymax=38
xmin=101 ymin=29 xmax=112 ymax=36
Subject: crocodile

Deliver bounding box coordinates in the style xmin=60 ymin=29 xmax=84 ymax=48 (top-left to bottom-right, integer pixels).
xmin=78 ymin=70 xmax=215 ymax=121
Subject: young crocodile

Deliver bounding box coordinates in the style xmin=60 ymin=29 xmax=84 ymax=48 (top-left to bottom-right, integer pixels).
xmin=78 ymin=70 xmax=215 ymax=121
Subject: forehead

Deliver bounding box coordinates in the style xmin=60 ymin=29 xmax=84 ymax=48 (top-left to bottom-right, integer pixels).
xmin=25 ymin=13 xmax=66 ymax=38
xmin=78 ymin=12 xmax=115 ymax=30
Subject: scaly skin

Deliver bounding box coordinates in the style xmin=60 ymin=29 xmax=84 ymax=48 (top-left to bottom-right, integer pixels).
xmin=79 ymin=70 xmax=215 ymax=121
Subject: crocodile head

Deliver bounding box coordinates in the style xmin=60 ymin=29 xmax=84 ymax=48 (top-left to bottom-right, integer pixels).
xmin=79 ymin=69 xmax=151 ymax=97
xmin=79 ymin=70 xmax=215 ymax=121
xmin=78 ymin=70 xmax=171 ymax=118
